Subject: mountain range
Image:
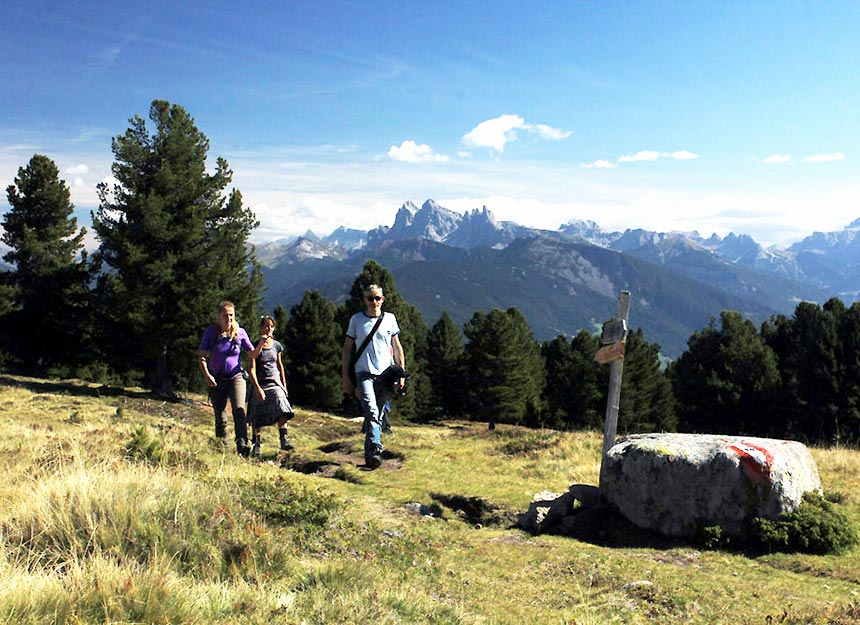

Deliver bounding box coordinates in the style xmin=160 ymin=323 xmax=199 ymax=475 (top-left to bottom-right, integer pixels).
xmin=258 ymin=199 xmax=859 ymax=357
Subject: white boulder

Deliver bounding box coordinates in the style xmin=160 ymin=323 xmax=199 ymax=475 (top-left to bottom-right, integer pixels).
xmin=599 ymin=433 xmax=822 ymax=537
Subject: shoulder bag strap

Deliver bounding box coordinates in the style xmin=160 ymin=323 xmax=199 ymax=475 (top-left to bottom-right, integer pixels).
xmin=351 ymin=313 xmax=385 ymax=367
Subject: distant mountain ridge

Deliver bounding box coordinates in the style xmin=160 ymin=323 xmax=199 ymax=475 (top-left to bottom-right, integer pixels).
xmin=258 ymin=199 xmax=860 ymax=357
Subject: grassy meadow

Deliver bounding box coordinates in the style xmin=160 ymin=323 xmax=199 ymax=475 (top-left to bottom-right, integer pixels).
xmin=0 ymin=373 xmax=858 ymax=625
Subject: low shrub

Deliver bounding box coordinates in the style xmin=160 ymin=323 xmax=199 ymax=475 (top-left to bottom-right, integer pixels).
xmin=125 ymin=424 xmax=164 ymax=464
xmin=749 ymin=492 xmax=859 ymax=555
xmin=238 ymin=474 xmax=341 ymax=527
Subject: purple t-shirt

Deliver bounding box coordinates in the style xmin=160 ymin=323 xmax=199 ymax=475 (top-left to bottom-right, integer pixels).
xmin=199 ymin=325 xmax=254 ymax=379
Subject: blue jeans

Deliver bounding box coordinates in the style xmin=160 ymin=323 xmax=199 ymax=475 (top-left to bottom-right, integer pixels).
xmin=356 ymin=371 xmax=392 ymax=460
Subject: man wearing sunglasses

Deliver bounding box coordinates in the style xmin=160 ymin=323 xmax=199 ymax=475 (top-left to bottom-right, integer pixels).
xmin=341 ymin=284 xmax=406 ymax=469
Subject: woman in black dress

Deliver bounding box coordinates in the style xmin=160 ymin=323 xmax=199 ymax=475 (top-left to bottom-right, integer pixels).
xmin=247 ymin=316 xmax=294 ymax=456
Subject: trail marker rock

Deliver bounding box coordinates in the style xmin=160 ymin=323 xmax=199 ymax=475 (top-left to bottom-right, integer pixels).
xmin=599 ymin=433 xmax=822 ymax=537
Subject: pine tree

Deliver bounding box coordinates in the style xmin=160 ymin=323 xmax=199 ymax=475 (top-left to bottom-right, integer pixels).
xmin=283 ymin=290 xmax=342 ymax=409
xmin=92 ymin=100 xmax=260 ymax=397
xmin=763 ymin=299 xmax=854 ymax=443
xmin=616 ymin=328 xmax=676 ymax=433
xmin=464 ymin=307 xmax=545 ymax=427
xmin=3 ymin=154 xmax=91 ymax=370
xmin=672 ymin=311 xmax=780 ymax=436
xmin=542 ymin=331 xmax=604 ymax=430
xmin=425 ymin=311 xmax=467 ymax=418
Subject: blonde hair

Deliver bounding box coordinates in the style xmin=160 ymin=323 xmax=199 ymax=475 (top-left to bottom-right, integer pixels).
xmin=218 ymin=301 xmax=239 ymax=342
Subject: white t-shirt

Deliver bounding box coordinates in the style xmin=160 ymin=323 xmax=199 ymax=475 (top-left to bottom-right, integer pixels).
xmin=347 ymin=311 xmax=401 ymax=375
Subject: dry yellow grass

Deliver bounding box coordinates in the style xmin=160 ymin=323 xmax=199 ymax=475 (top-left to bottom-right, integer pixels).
xmin=0 ymin=372 xmax=858 ymax=624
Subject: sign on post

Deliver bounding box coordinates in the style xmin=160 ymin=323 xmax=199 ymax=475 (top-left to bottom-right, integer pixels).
xmin=597 ymin=291 xmax=631 ymax=492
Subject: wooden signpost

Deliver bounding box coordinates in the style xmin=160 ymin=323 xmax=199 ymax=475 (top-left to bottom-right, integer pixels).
xmin=597 ymin=290 xmax=631 ymax=491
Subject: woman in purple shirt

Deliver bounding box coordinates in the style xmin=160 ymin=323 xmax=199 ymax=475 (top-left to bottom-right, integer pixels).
xmin=199 ymin=300 xmax=267 ymax=457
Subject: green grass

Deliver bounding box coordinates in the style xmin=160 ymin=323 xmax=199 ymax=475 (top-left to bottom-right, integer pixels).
xmin=0 ymin=372 xmax=858 ymax=624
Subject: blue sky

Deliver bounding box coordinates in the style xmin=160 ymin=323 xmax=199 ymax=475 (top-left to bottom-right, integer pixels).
xmin=2 ymin=1 xmax=859 ymax=247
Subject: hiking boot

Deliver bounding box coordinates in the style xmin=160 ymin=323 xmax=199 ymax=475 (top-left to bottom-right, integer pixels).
xmin=279 ymin=429 xmax=294 ymax=451
xmin=236 ymin=438 xmax=251 ymax=458
xmin=367 ymin=454 xmax=383 ymax=469
xmin=251 ymin=435 xmax=261 ymax=458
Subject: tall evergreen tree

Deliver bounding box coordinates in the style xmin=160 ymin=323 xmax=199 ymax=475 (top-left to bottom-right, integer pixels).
xmin=425 ymin=311 xmax=467 ymax=418
xmin=541 ymin=335 xmax=578 ymax=429
xmin=338 ymin=260 xmax=429 ymax=420
xmin=672 ymin=311 xmax=780 ymax=436
xmin=3 ymin=154 xmax=91 ymax=370
xmin=543 ymin=330 xmax=606 ymax=430
xmin=568 ymin=330 xmax=606 ymax=429
xmin=92 ymin=100 xmax=260 ymax=397
xmin=617 ymin=328 xmax=676 ymax=433
xmin=763 ymin=299 xmax=853 ymax=443
xmin=464 ymin=307 xmax=545 ymax=427
xmin=834 ymin=301 xmax=860 ymax=443
xmin=283 ymin=290 xmax=342 ymax=409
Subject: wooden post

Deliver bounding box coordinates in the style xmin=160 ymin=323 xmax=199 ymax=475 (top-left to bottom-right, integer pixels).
xmin=599 ymin=290 xmax=631 ymax=492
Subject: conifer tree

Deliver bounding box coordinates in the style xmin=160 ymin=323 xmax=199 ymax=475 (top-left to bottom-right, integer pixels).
xmin=617 ymin=328 xmax=676 ymax=433
xmin=425 ymin=311 xmax=466 ymax=418
xmin=464 ymin=307 xmax=545 ymax=427
xmin=3 ymin=154 xmax=91 ymax=370
xmin=542 ymin=331 xmax=604 ymax=429
xmin=763 ymin=299 xmax=853 ymax=443
xmin=92 ymin=100 xmax=260 ymax=397
xmin=672 ymin=311 xmax=780 ymax=435
xmin=283 ymin=290 xmax=342 ymax=409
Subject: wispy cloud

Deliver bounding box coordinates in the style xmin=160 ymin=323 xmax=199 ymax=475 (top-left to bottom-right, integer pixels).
xmin=618 ymin=150 xmax=699 ymax=163
xmin=618 ymin=150 xmax=661 ymax=163
xmin=462 ymin=114 xmax=571 ymax=153
xmin=763 ymin=154 xmax=791 ymax=164
xmin=581 ymin=159 xmax=617 ymax=169
xmin=387 ymin=140 xmax=449 ymax=163
xmin=588 ymin=150 xmax=700 ymax=168
xmin=667 ymin=150 xmax=699 ymax=160
xmin=98 ymin=46 xmax=122 ymax=65
xmin=804 ymin=152 xmax=846 ymax=163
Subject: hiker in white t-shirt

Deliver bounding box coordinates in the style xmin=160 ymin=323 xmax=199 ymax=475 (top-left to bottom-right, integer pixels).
xmin=341 ymin=284 xmax=406 ymax=469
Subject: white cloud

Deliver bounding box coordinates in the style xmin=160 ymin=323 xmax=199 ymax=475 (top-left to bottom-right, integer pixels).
xmin=73 ymin=177 xmax=85 ymax=187
xmin=618 ymin=150 xmax=661 ymax=162
xmin=99 ymin=46 xmax=121 ymax=65
xmin=66 ymin=164 xmax=90 ymax=175
xmin=387 ymin=140 xmax=449 ymax=163
xmin=805 ymin=152 xmax=846 ymax=163
xmin=532 ymin=124 xmax=573 ymax=141
xmin=462 ymin=115 xmax=571 ymax=153
xmin=462 ymin=114 xmax=525 ymax=152
xmin=581 ymin=160 xmax=617 ymax=169
xmin=667 ymin=150 xmax=699 ymax=160
xmin=763 ymin=154 xmax=791 ymax=164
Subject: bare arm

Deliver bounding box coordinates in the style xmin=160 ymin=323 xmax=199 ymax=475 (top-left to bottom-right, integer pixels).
xmin=277 ymin=351 xmax=288 ymax=395
xmin=199 ymin=350 xmax=217 ymax=387
xmin=250 ymin=353 xmax=265 ymax=400
xmin=392 ymin=334 xmax=405 ymax=369
xmin=341 ymin=336 xmax=355 ymax=395
xmin=392 ymin=334 xmax=406 ymax=390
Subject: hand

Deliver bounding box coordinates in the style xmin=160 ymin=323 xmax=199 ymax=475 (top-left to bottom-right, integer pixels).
xmin=256 ymin=387 xmax=265 ymax=400
xmin=205 ymin=375 xmax=217 ymax=388
xmin=395 ymin=377 xmax=405 ymax=391
xmin=342 ymin=379 xmax=354 ymax=396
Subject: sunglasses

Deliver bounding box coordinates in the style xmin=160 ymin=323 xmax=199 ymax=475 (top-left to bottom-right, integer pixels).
xmin=365 ymin=296 xmax=383 ymax=302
